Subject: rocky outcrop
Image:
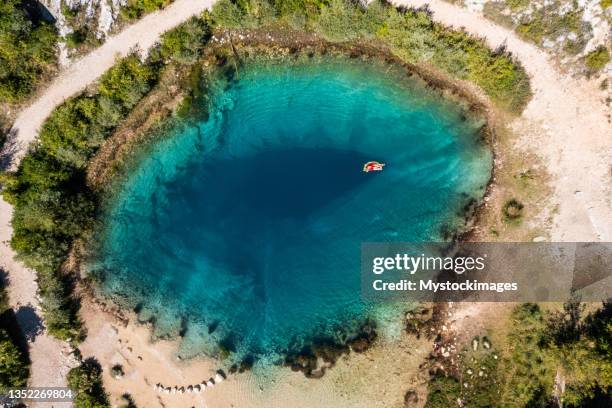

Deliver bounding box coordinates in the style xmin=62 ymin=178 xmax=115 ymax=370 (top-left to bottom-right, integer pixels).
xmin=38 ymin=0 xmax=127 ymax=65
xmin=41 ymin=0 xmax=126 ymax=38
xmin=284 ymin=322 xmax=378 ymax=378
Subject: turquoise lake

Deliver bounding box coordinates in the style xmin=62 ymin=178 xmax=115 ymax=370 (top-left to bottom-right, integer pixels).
xmin=91 ymin=58 xmax=492 ymax=363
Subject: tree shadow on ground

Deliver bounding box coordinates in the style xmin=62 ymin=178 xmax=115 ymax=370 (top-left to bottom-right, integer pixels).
xmin=15 ymin=305 xmax=45 ymax=342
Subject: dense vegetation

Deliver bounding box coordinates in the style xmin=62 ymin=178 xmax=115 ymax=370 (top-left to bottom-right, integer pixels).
xmin=0 ymin=278 xmax=30 ymax=393
xmin=1 ymin=55 xmax=159 ymax=341
xmin=68 ymin=359 xmax=110 ymax=408
xmin=212 ymin=0 xmax=532 ymax=112
xmin=0 ymin=0 xmax=58 ymax=103
xmin=425 ymin=301 xmax=612 ymax=407
xmin=1 ymin=16 xmax=211 ymax=341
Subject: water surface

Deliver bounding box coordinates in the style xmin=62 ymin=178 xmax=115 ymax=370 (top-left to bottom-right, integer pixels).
xmin=91 ymin=58 xmax=492 ymax=363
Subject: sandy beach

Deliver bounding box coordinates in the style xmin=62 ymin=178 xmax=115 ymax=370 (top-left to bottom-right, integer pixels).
xmin=0 ymin=0 xmax=610 ymax=406
xmin=78 ymin=295 xmax=432 ymax=407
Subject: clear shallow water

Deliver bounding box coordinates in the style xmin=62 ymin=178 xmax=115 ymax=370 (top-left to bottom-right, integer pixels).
xmin=90 ymin=58 xmax=491 ymax=363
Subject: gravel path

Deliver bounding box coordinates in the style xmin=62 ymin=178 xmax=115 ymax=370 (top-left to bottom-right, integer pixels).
xmin=396 ymin=0 xmax=611 ymax=242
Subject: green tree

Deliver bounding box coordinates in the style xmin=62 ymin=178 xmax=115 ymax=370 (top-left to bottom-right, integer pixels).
xmin=3 ymin=53 xmax=158 ymax=341
xmin=68 ymin=359 xmax=110 ymax=408
xmin=0 ymin=0 xmax=58 ymax=102
xmin=0 ymin=328 xmax=29 ymax=393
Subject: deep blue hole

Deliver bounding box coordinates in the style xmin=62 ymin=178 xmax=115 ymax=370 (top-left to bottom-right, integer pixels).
xmin=91 ymin=59 xmax=492 ymax=362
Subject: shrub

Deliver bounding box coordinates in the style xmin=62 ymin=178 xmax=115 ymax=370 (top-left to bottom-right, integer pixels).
xmin=121 ymin=0 xmax=172 ymax=20
xmin=159 ymin=16 xmax=212 ymax=65
xmin=110 ymin=364 xmax=124 ymax=379
xmin=283 ymin=0 xmax=532 ymax=112
xmin=516 ymin=8 xmax=584 ymax=46
xmin=0 ymin=328 xmax=29 ymax=393
xmin=211 ymin=0 xmax=248 ymax=28
xmin=585 ymin=46 xmax=610 ymax=72
xmin=315 ymin=0 xmax=368 ymax=41
xmin=68 ymin=359 xmax=110 ymax=408
xmin=0 ymin=0 xmax=58 ymax=103
xmin=502 ymin=198 xmax=524 ymax=221
xmin=119 ymin=393 xmax=137 ymax=408
xmin=601 ymin=0 xmax=612 ymax=8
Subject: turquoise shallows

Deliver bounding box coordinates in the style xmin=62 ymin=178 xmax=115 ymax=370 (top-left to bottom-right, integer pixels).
xmin=90 ymin=58 xmax=492 ymax=362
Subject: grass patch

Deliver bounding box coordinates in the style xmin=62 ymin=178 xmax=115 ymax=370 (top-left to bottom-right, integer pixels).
xmin=506 ymin=0 xmax=530 ymax=10
xmin=121 ymin=0 xmax=173 ymax=20
xmin=425 ymin=375 xmax=462 ymax=407
xmin=585 ymin=45 xmax=610 ymax=73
